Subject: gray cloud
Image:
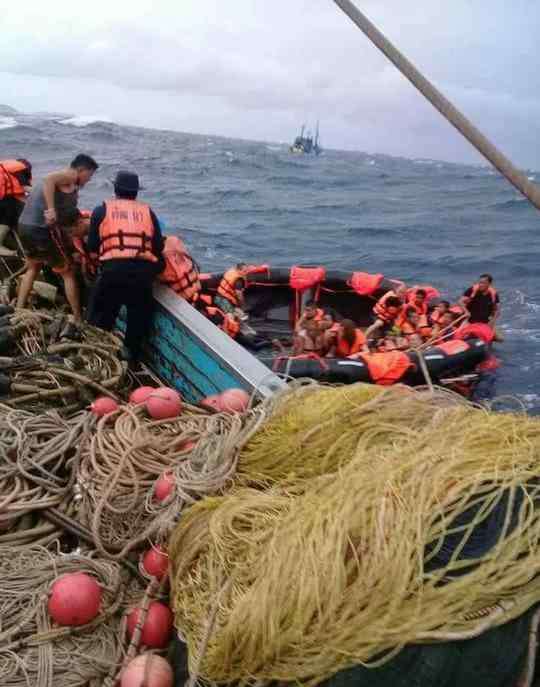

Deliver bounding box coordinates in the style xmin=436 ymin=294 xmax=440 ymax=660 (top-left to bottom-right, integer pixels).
xmin=2 ymin=0 xmax=540 ymax=166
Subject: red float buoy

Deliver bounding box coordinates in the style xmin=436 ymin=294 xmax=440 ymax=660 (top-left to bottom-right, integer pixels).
xmin=154 ymin=472 xmax=175 ymax=502
xmin=141 ymin=545 xmax=169 ymax=580
xmin=129 ymin=386 xmax=156 ymax=405
xmin=146 ymin=387 xmax=182 ymax=420
xmin=121 ymin=654 xmax=173 ymax=687
xmin=127 ymin=601 xmax=173 ymax=648
xmin=200 ymin=394 xmax=222 ymax=412
xmin=90 ymin=396 xmax=119 ymax=417
xmin=48 ymin=572 xmax=102 ymax=626
xmin=219 ymin=388 xmax=250 ymax=414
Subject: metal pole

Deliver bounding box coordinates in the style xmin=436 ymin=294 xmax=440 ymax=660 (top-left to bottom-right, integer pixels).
xmin=333 ymin=0 xmax=540 ymax=211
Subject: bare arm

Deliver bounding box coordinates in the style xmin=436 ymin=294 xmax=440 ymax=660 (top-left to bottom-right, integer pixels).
xmin=364 ymin=319 xmax=384 ymax=340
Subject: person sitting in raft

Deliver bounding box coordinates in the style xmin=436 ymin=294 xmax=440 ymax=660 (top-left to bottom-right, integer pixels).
xmin=406 ymin=288 xmax=428 ymax=316
xmin=318 ymin=310 xmax=340 ymax=354
xmin=430 ymin=300 xmax=450 ymax=325
xmin=295 ymin=300 xmax=324 ymax=332
xmin=395 ymin=306 xmax=423 ymax=349
xmin=329 ymin=319 xmax=368 ymax=358
xmin=365 ymin=295 xmax=403 ymax=342
xmin=431 ymin=311 xmax=459 ymax=342
xmin=215 ymin=262 xmax=248 ymax=316
xmin=293 ymin=319 xmax=326 ymax=357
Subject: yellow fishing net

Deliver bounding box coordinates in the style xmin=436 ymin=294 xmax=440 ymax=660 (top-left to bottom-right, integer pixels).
xmin=169 ymin=384 xmax=540 ymax=686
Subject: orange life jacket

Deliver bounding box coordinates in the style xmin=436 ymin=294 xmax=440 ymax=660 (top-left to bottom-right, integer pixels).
xmin=205 ymin=305 xmax=240 ymax=339
xmin=358 ymin=350 xmax=413 ymax=386
xmin=407 ymin=299 xmax=428 ymax=317
xmin=0 ymin=160 xmax=27 ymax=202
xmin=373 ymin=291 xmax=402 ymax=323
xmin=158 ymin=236 xmax=201 ymax=304
xmin=467 ymin=283 xmax=498 ymax=305
xmin=336 ymin=329 xmax=366 ymax=357
xmin=217 ymin=268 xmax=246 ymax=306
xmin=98 ymin=199 xmax=157 ymax=262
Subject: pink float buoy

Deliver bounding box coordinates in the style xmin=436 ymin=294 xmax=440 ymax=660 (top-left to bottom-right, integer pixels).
xmin=90 ymin=396 xmax=119 ymax=417
xmin=154 ymin=472 xmax=175 ymax=502
xmin=48 ymin=572 xmax=102 ymax=626
xmin=127 ymin=601 xmax=173 ymax=649
xmin=129 ymin=386 xmax=156 ymax=405
xmin=121 ymin=654 xmax=173 ymax=687
xmin=218 ymin=388 xmax=250 ymax=414
xmin=146 ymin=387 xmax=182 ymax=420
xmin=141 ymin=545 xmax=169 ymax=580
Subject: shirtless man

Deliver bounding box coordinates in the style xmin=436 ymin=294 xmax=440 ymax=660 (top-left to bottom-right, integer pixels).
xmin=16 ymin=154 xmax=98 ymax=321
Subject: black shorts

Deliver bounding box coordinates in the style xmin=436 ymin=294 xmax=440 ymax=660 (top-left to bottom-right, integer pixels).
xmin=18 ymin=224 xmax=71 ymax=268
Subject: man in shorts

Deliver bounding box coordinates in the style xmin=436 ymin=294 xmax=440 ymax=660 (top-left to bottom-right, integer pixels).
xmin=16 ymin=154 xmax=98 ymax=321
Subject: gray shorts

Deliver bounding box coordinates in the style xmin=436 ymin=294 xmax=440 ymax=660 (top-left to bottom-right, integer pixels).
xmin=19 ymin=224 xmax=71 ymax=268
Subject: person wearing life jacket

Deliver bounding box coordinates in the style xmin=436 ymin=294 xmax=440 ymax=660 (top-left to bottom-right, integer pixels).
xmin=293 ymin=319 xmax=325 ymax=357
xmin=372 ymin=287 xmax=406 ymax=323
xmin=0 ymin=158 xmax=32 ymax=256
xmin=395 ymin=306 xmax=423 ymax=348
xmin=406 ymin=288 xmax=428 ymax=317
xmin=318 ymin=310 xmax=340 ymax=354
xmin=460 ymin=274 xmax=500 ymax=325
xmin=204 ymin=304 xmax=241 ymax=339
xmin=215 ymin=263 xmax=248 ymax=314
xmin=158 ymin=235 xmax=201 ymax=305
xmin=295 ymin=300 xmax=325 ymax=332
xmin=429 ymin=300 xmax=450 ymax=326
xmin=17 ymin=154 xmax=99 ymax=322
xmin=431 ymin=311 xmax=458 ymax=343
xmin=331 ymin=319 xmax=368 ymax=358
xmin=365 ymin=295 xmax=403 ymax=342
xmin=86 ymin=171 xmax=164 ymax=367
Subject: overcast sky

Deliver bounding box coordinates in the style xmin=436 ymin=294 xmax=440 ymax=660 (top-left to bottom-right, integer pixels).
xmin=2 ymin=1 xmax=540 ymax=166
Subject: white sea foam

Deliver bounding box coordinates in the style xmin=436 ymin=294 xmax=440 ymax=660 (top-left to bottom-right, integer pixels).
xmin=59 ymin=115 xmax=113 ymax=127
xmin=0 ymin=116 xmax=17 ymax=130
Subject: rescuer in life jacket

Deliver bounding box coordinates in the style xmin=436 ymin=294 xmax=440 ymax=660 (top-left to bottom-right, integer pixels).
xmin=16 ymin=154 xmax=99 ymax=322
xmin=460 ymin=274 xmax=500 ymax=326
xmin=86 ymin=170 xmax=164 ymax=367
xmin=0 ymin=158 xmax=32 ymax=255
xmin=215 ymin=263 xmax=248 ymax=316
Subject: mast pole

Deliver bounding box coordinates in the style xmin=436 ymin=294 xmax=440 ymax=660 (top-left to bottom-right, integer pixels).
xmin=332 ymin=0 xmax=540 ymax=210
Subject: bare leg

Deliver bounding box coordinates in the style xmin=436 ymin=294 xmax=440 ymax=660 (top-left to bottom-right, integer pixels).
xmin=16 ymin=259 xmax=42 ymax=309
xmin=61 ymin=270 xmax=82 ymax=323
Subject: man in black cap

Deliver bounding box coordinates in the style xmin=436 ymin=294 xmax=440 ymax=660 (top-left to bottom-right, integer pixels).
xmin=86 ymin=170 xmax=164 ymax=366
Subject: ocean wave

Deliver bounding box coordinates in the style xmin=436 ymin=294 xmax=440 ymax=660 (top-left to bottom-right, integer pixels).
xmin=59 ymin=115 xmax=114 ymax=127
xmin=0 ymin=116 xmax=17 ymax=130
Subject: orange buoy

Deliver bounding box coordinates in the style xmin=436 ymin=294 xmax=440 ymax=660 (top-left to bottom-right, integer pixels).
xmin=121 ymin=654 xmax=173 ymax=687
xmin=146 ymin=387 xmax=182 ymax=420
xmin=127 ymin=601 xmax=173 ymax=648
xmin=141 ymin=545 xmax=169 ymax=580
xmin=48 ymin=572 xmax=102 ymax=626
xmin=219 ymin=388 xmax=250 ymax=414
xmin=200 ymin=394 xmax=222 ymax=412
xmin=129 ymin=386 xmax=156 ymax=405
xmin=90 ymin=397 xmax=119 ymax=417
xmin=154 ymin=472 xmax=175 ymax=502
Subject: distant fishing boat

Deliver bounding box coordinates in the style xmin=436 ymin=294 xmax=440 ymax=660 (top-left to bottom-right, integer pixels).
xmin=290 ymin=122 xmax=322 ymax=155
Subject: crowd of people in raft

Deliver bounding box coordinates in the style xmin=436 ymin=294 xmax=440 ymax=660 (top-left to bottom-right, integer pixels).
xmin=287 ymin=274 xmax=500 ymax=360
xmin=0 ymin=154 xmax=501 ymax=367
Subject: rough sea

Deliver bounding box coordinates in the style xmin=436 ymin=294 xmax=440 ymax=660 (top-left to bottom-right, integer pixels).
xmin=2 ymin=111 xmax=539 ymax=413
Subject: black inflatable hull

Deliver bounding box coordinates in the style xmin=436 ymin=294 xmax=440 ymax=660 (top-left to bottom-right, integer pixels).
xmin=263 ymin=337 xmax=487 ymax=386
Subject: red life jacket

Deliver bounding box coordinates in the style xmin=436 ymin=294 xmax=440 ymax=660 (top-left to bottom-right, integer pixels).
xmin=289 ymin=265 xmax=326 ymax=291
xmin=467 ymin=283 xmax=498 ymax=305
xmin=348 ymin=271 xmax=384 ymax=296
xmin=373 ymin=291 xmax=403 ymax=323
xmin=98 ymin=199 xmax=157 ymax=262
xmin=0 ymin=160 xmax=28 ymax=202
xmin=336 ymin=329 xmax=366 ymax=357
xmin=158 ymin=236 xmax=201 ymax=304
xmin=358 ymin=350 xmax=413 ymax=385
xmin=217 ymin=268 xmax=246 ymax=306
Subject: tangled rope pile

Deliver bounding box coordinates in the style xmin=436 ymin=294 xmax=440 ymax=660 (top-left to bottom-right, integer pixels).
xmin=169 ymin=383 xmax=540 ymax=686
xmin=0 ymin=403 xmax=92 ymax=536
xmin=0 ymin=309 xmax=128 ymax=412
xmin=0 ymin=546 xmax=128 ymax=687
xmin=77 ymin=402 xmax=264 ymax=559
